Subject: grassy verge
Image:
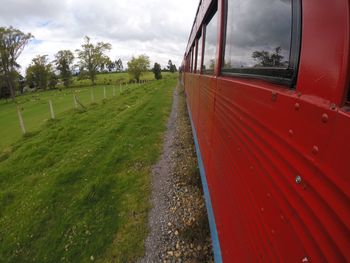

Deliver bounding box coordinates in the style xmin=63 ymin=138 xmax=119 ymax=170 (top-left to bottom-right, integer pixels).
xmin=0 ymin=72 xmax=174 ymax=150
xmin=0 ymin=84 xmax=128 ymax=150
xmin=0 ymin=76 xmax=176 ymax=262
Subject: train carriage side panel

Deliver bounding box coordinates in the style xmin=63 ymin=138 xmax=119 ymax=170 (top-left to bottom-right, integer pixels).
xmin=182 ymin=0 xmax=350 ymax=261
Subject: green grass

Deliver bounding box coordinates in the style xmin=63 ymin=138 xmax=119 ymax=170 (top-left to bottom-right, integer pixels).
xmin=0 ymin=72 xmax=174 ymax=151
xmin=0 ymin=85 xmax=120 ymax=150
xmin=0 ymin=75 xmax=177 ymax=262
xmin=70 ymin=71 xmax=156 ymax=87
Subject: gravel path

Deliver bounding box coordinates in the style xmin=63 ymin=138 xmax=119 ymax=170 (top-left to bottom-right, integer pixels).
xmin=140 ymin=83 xmax=213 ymax=263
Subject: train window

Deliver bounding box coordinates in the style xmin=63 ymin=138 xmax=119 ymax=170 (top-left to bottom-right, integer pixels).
xmin=190 ymin=47 xmax=194 ymax=72
xmin=196 ymin=35 xmax=202 ymax=73
xmin=188 ymin=53 xmax=191 ymax=72
xmin=222 ymin=0 xmax=301 ymax=85
xmin=203 ymin=11 xmax=218 ymax=74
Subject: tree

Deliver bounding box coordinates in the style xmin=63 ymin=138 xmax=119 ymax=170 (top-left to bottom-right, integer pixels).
xmin=107 ymin=59 xmax=115 ymax=72
xmin=167 ymin=59 xmax=177 ymax=73
xmin=54 ymin=50 xmax=74 ymax=88
xmin=18 ymin=74 xmax=25 ymax=94
xmin=26 ymin=55 xmax=53 ymax=90
xmin=0 ymin=26 xmax=33 ymax=100
xmin=115 ymin=58 xmax=123 ymax=72
xmin=152 ymin=62 xmax=162 ymax=80
xmin=48 ymin=71 xmax=58 ymax=89
xmin=76 ymin=36 xmax=111 ymax=85
xmin=252 ymin=47 xmax=287 ymax=67
xmin=0 ymin=66 xmax=11 ymax=101
xmin=127 ymin=55 xmax=150 ymax=83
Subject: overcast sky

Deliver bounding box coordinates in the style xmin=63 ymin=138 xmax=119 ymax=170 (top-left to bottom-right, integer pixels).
xmin=0 ymin=0 xmax=199 ymax=74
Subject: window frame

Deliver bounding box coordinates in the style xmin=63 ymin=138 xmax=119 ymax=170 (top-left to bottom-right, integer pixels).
xmin=194 ymin=40 xmax=198 ymax=73
xmin=201 ymin=9 xmax=220 ymax=76
xmin=195 ymin=33 xmax=203 ymax=74
xmin=189 ymin=53 xmax=192 ymax=72
xmin=346 ymin=84 xmax=350 ymax=105
xmin=202 ymin=4 xmax=218 ymax=75
xmin=221 ymin=0 xmax=302 ymax=87
xmin=190 ymin=47 xmax=194 ymax=72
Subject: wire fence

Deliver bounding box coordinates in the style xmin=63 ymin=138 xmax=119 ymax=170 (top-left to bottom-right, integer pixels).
xmin=0 ymin=80 xmax=152 ymax=150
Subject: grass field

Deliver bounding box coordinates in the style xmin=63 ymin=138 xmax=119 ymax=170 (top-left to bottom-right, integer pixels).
xmin=0 ymin=72 xmax=172 ymax=151
xmin=71 ymin=71 xmax=155 ymax=87
xmin=0 ymin=75 xmax=177 ymax=262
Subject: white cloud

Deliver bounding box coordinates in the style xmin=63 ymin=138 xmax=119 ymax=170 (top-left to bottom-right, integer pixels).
xmin=0 ymin=0 xmax=199 ymax=74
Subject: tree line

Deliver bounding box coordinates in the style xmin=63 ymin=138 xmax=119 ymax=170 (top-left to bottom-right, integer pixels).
xmin=0 ymin=26 xmax=177 ymax=101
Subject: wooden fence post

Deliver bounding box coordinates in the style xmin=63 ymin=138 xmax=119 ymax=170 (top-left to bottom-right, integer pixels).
xmin=49 ymin=100 xmax=55 ymax=119
xmin=16 ymin=106 xmax=26 ymax=134
xmin=103 ymin=86 xmax=106 ymax=99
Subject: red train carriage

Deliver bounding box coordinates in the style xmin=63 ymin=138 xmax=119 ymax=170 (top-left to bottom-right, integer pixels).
xmin=182 ymin=0 xmax=350 ymax=262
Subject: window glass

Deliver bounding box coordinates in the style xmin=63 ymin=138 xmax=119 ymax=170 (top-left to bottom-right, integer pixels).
xmin=190 ymin=47 xmax=194 ymax=72
xmin=196 ymin=36 xmax=202 ymax=73
xmin=203 ymin=12 xmax=218 ymax=74
xmin=223 ymin=0 xmax=293 ymax=78
xmin=187 ymin=50 xmax=189 ymax=72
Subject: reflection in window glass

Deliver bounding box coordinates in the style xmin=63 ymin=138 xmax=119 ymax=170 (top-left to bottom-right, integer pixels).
xmin=190 ymin=49 xmax=193 ymax=72
xmin=187 ymin=54 xmax=190 ymax=72
xmin=223 ymin=0 xmax=292 ymax=74
xmin=203 ymin=12 xmax=218 ymax=74
xmin=196 ymin=36 xmax=202 ymax=73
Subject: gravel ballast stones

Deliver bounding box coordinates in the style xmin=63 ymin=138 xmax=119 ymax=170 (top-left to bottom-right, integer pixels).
xmin=141 ymin=83 xmax=213 ymax=263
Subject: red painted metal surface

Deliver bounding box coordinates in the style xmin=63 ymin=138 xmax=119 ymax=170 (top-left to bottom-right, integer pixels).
xmin=183 ymin=0 xmax=350 ymax=262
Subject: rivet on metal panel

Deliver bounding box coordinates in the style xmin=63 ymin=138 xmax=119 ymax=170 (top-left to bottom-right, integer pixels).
xmin=330 ymin=103 xmax=337 ymax=110
xmin=288 ymin=129 xmax=294 ymax=137
xmin=294 ymin=103 xmax=300 ymax=110
xmin=260 ymin=207 xmax=264 ymax=212
xmin=237 ymin=147 xmax=241 ymax=152
xmin=297 ymin=92 xmax=302 ymax=97
xmin=267 ymin=192 xmax=271 ymax=198
xmin=312 ymin=145 xmax=319 ymax=155
xmin=249 ymin=166 xmax=254 ymax=170
xmin=321 ymin=113 xmax=328 ymax=123
xmin=295 ymin=175 xmax=302 ymax=184
xmin=302 ymin=256 xmax=310 ymax=262
xmin=271 ymin=229 xmax=275 ymax=235
xmin=271 ymin=91 xmax=278 ymax=101
xmin=280 ymin=215 xmax=285 ymax=222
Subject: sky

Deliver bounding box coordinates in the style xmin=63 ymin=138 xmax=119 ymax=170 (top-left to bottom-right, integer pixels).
xmin=0 ymin=0 xmax=199 ymax=74
xmin=224 ymin=0 xmax=291 ymax=67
